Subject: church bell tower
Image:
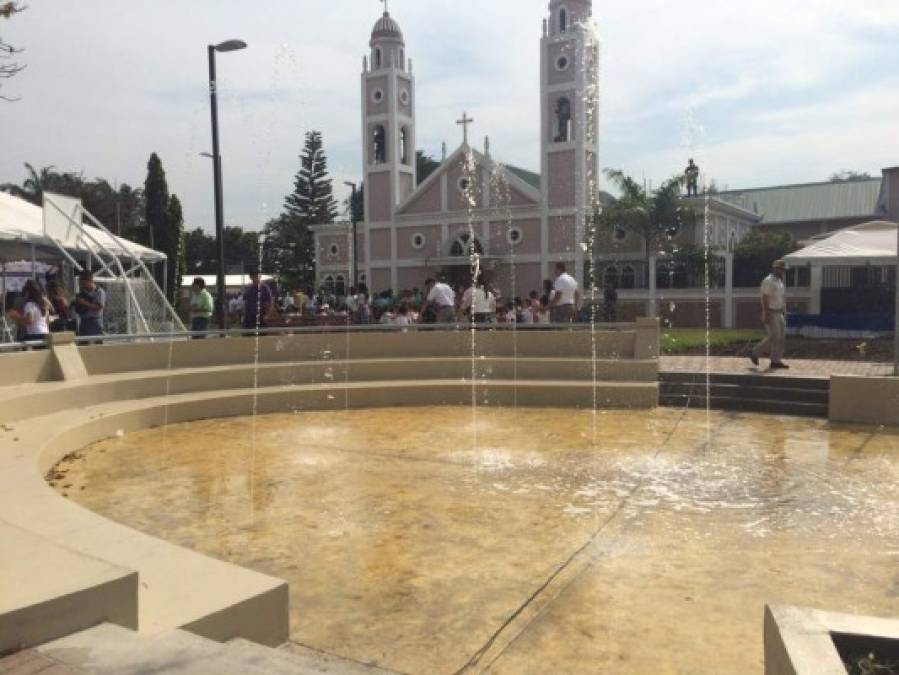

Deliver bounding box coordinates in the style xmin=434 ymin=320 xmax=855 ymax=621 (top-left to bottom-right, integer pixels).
xmin=362 ymin=8 xmax=417 ymax=226
xmin=541 ymin=0 xmax=599 ymax=281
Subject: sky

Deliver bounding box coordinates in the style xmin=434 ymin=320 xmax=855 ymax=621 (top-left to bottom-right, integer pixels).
xmin=2 ymin=1 xmax=899 ymax=233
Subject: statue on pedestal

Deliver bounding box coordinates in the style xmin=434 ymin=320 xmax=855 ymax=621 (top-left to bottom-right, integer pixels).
xmin=685 ymin=159 xmax=700 ymax=197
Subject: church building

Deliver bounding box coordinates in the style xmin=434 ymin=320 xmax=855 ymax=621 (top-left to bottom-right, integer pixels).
xmin=312 ymin=1 xmax=601 ymax=299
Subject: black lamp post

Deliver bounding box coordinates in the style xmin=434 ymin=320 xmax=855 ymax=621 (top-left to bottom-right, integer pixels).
xmin=344 ymin=181 xmax=359 ymax=287
xmin=208 ymin=38 xmax=247 ymax=329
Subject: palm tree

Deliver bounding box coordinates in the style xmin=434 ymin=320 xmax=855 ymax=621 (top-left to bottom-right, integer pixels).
xmin=597 ymin=169 xmax=693 ymax=262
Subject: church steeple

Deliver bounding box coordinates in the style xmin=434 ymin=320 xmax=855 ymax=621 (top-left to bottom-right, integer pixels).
xmin=541 ymin=0 xmax=598 ymax=289
xmin=362 ymin=6 xmax=417 ymax=226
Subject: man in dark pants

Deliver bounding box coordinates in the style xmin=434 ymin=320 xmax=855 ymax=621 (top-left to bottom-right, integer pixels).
xmin=75 ymin=270 xmax=106 ymax=339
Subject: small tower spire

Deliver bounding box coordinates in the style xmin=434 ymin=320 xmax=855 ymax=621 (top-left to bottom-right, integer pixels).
xmin=441 ymin=142 xmax=447 ymax=161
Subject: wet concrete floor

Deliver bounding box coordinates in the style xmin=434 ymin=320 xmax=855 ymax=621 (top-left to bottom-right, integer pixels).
xmin=52 ymin=407 xmax=899 ymax=674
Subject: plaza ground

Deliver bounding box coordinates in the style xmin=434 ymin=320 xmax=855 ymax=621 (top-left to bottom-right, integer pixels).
xmin=52 ymin=407 xmax=899 ymax=674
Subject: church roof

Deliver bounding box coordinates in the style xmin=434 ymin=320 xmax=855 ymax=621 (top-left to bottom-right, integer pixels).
xmin=371 ymin=12 xmax=404 ymax=41
xmin=718 ymin=178 xmax=883 ymax=225
xmin=505 ymin=165 xmax=541 ymax=191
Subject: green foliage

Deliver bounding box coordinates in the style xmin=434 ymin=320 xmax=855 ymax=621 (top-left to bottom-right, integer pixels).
xmin=143 ymin=154 xmax=185 ymax=300
xmin=829 ymin=170 xmax=873 ymax=183
xmin=733 ymin=229 xmax=798 ymax=287
xmin=283 ymin=130 xmax=338 ymax=225
xmin=144 ymin=153 xmax=169 ymax=252
xmin=662 ymin=329 xmax=765 ymax=354
xmin=1 ymin=163 xmax=145 ymax=238
xmin=596 ymin=169 xmax=694 ymax=259
xmin=266 ymin=130 xmax=337 ymax=290
xmin=416 ymin=150 xmax=439 ymax=186
xmin=185 ymin=226 xmax=260 ymax=275
xmin=166 ymin=195 xmax=185 ymax=304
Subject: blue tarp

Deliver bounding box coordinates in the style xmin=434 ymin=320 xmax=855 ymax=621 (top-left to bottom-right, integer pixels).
xmin=788 ymin=313 xmax=895 ymax=332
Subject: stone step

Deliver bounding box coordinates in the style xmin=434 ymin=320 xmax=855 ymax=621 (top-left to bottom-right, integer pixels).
xmin=235 ymin=639 xmax=399 ymax=674
xmin=659 ymin=382 xmax=830 ymax=405
xmin=660 ymin=394 xmax=829 ymax=418
xmin=38 ymin=624 xmax=390 ymax=675
xmin=660 ymin=371 xmax=829 ymax=390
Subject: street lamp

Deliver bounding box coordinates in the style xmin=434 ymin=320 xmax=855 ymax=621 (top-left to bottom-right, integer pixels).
xmin=344 ymin=181 xmax=359 ymax=287
xmin=208 ymin=38 xmax=247 ymax=329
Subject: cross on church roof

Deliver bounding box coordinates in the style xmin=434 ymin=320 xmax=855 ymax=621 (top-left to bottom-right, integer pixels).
xmin=380 ymin=0 xmax=389 ymax=14
xmin=456 ymin=112 xmax=474 ymax=145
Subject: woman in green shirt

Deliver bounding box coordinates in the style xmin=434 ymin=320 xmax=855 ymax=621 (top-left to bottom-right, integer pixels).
xmin=189 ymin=278 xmax=214 ymax=337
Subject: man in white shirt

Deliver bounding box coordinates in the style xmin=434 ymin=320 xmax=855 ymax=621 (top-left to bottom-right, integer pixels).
xmin=549 ymin=262 xmax=580 ymax=323
xmin=422 ymin=278 xmax=456 ymax=324
xmin=751 ymin=260 xmax=789 ymax=369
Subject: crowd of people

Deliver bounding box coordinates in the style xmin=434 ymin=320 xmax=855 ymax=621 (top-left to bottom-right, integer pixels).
xmin=218 ymin=263 xmax=613 ymax=331
xmin=4 ymin=262 xmax=617 ymax=345
xmin=4 ymin=270 xmax=107 ymax=344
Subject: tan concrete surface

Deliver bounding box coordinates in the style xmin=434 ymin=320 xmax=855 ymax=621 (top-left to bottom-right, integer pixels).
xmin=53 ymin=408 xmax=899 ymax=674
xmin=74 ymin=330 xmax=641 ymax=376
xmin=0 ymin=330 xmax=657 ymax=656
xmin=0 ymin=523 xmax=137 ymax=654
xmin=830 ymin=375 xmax=899 ymax=426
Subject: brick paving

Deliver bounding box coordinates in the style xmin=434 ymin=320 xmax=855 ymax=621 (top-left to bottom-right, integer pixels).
xmin=0 ymin=650 xmax=82 ymax=675
xmin=660 ymin=355 xmax=896 ymax=379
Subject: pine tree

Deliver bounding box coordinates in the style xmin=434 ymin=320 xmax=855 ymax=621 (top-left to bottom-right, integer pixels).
xmin=284 ymin=130 xmax=338 ymax=225
xmin=167 ymin=195 xmax=186 ymax=305
xmin=267 ymin=131 xmax=338 ymax=290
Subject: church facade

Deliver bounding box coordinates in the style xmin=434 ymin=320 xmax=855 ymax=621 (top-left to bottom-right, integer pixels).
xmin=312 ymin=0 xmax=602 ymax=299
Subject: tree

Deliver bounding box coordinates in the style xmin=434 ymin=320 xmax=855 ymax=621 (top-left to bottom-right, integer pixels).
xmin=2 ymin=164 xmax=145 ymax=237
xmin=143 ymin=153 xmax=185 ymax=299
xmin=733 ymin=229 xmax=798 ymax=287
xmin=0 ymin=2 xmax=26 ymax=102
xmin=267 ymin=131 xmax=338 ymax=289
xmin=166 ymin=195 xmax=186 ymax=304
xmin=284 ymin=130 xmax=338 ymax=225
xmin=185 ymin=226 xmax=261 ymax=275
xmin=597 ymin=169 xmax=694 ymax=261
xmin=144 ymin=153 xmax=169 ymax=252
xmin=829 ymin=170 xmax=873 ymax=183
xmin=416 ymin=150 xmax=440 ymax=186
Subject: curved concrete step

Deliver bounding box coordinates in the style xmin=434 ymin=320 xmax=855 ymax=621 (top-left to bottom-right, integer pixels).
xmin=38 ymin=624 xmax=395 ymax=675
xmin=0 ymin=358 xmax=658 ymax=425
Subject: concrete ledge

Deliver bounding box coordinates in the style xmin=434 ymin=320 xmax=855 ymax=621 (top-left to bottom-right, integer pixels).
xmin=74 ymin=330 xmax=640 ymax=376
xmin=0 ymin=358 xmax=659 ymax=426
xmin=0 ymin=522 xmax=138 ymax=653
xmin=830 ymin=375 xmax=899 ymax=426
xmin=765 ymin=604 xmax=899 ymax=675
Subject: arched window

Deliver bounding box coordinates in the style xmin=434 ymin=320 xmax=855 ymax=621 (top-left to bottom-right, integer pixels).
xmin=450 ymin=232 xmax=484 ymax=257
xmin=335 ymin=275 xmax=346 ymax=297
xmin=324 ymin=276 xmax=335 ymax=294
xmin=400 ymin=127 xmax=410 ymax=165
xmin=604 ymin=266 xmax=620 ymax=289
xmin=372 ymin=125 xmax=387 ymax=164
xmin=373 ymin=47 xmax=382 ymax=69
xmin=554 ymin=97 xmax=572 ymax=143
xmin=620 ymin=266 xmax=636 ymax=290
xmin=559 ymin=7 xmax=568 ymax=33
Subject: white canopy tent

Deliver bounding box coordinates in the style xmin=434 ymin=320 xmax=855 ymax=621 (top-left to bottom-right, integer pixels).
xmin=785 ymin=220 xmax=898 ymax=372
xmin=1 ymin=191 xmax=185 ymax=339
xmin=784 ymin=220 xmax=897 ymax=267
xmin=0 ymin=191 xmax=165 ymax=264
